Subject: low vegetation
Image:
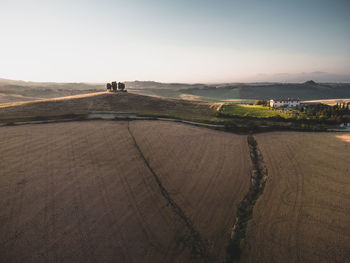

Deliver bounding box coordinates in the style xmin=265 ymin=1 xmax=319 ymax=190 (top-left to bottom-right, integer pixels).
xmin=219 ymin=104 xmax=292 ymax=119
xmin=218 ymin=100 xmax=350 ymax=128
xmin=226 ymin=135 xmax=268 ymax=262
xmin=300 ymin=102 xmax=350 ymax=123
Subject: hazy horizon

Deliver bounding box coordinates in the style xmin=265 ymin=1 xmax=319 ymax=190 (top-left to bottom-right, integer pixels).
xmin=1 ymin=0 xmax=350 ymax=83
xmin=2 ymin=71 xmax=350 ymax=84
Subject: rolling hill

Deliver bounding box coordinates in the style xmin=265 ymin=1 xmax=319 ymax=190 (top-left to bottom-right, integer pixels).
xmin=178 ymin=82 xmax=350 ymax=101
xmin=0 ymin=92 xmax=218 ymax=123
xmin=1 ymin=78 xmax=350 ymax=104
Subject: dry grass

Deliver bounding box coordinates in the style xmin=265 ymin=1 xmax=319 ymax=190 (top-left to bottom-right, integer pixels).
xmin=0 ymin=92 xmax=217 ymax=122
xmin=0 ymin=120 xmax=251 ymax=262
xmin=0 ymin=93 xmax=43 ymax=104
xmin=242 ymin=132 xmax=350 ymax=263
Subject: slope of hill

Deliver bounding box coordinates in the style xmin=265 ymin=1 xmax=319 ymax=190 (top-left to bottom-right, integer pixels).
xmin=0 ymin=120 xmax=251 ymax=263
xmin=242 ymin=132 xmax=350 ymax=263
xmin=0 ymin=78 xmax=104 ymax=104
xmin=0 ymin=92 xmax=218 ymax=122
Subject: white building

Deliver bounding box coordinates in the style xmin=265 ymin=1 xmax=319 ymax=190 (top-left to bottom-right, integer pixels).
xmin=270 ymin=99 xmax=300 ymax=108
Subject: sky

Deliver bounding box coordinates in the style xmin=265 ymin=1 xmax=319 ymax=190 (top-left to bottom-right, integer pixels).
xmin=0 ymin=0 xmax=349 ymax=83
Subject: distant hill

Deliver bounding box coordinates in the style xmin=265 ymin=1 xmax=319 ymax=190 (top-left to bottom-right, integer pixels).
xmin=1 ymin=77 xmax=350 ymax=104
xmin=237 ymin=82 xmax=350 ymax=100
xmin=175 ymin=82 xmax=350 ymax=101
xmin=0 ymin=78 xmax=105 ymax=104
xmin=303 ymin=80 xmax=317 ymax=85
xmin=125 ymin=80 xmax=207 ymax=90
xmin=250 ymin=72 xmax=350 ymax=83
xmin=125 ymin=80 xmax=350 ymax=101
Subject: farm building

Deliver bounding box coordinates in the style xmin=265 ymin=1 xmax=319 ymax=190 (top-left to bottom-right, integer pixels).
xmin=270 ymin=99 xmax=300 ymax=108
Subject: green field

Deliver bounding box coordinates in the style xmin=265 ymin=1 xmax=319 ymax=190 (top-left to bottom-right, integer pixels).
xmin=221 ymin=104 xmax=292 ymax=118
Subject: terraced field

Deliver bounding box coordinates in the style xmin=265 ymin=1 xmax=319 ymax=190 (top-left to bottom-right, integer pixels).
xmin=0 ymin=120 xmax=251 ymax=263
xmin=242 ymin=132 xmax=350 ymax=263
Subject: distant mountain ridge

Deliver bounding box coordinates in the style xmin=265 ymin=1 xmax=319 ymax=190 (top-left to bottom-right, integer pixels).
xmin=251 ymin=72 xmax=350 ymax=83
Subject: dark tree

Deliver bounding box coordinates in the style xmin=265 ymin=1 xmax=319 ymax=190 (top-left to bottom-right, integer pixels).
xmin=111 ymin=81 xmax=118 ymax=92
xmin=106 ymin=83 xmax=112 ymax=91
xmin=118 ymin=82 xmax=125 ymax=91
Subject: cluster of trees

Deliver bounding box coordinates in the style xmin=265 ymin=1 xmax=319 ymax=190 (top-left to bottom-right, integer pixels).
xmin=254 ymin=100 xmax=269 ymax=106
xmin=106 ymin=81 xmax=126 ymax=92
xmin=300 ymin=103 xmax=350 ymax=123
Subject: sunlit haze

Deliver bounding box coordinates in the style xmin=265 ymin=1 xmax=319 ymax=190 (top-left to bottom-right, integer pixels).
xmin=1 ymin=0 xmax=350 ymax=83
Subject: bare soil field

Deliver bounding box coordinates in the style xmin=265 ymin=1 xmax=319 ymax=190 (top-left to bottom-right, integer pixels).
xmin=0 ymin=92 xmax=217 ymax=122
xmin=0 ymin=120 xmax=250 ymax=262
xmin=241 ymin=132 xmax=350 ymax=263
xmin=129 ymin=121 xmax=251 ymax=261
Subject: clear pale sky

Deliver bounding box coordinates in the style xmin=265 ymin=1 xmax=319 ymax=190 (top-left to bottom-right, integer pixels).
xmin=1 ymin=0 xmax=349 ymax=83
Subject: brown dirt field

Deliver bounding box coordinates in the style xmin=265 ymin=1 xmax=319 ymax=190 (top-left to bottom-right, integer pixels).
xmin=0 ymin=120 xmax=250 ymax=262
xmin=0 ymin=92 xmax=217 ymax=122
xmin=242 ymin=132 xmax=350 ymax=263
xmin=129 ymin=121 xmax=251 ymax=261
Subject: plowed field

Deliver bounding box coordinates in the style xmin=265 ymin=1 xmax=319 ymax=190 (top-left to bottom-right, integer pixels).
xmin=129 ymin=121 xmax=251 ymax=260
xmin=242 ymin=132 xmax=350 ymax=263
xmin=0 ymin=120 xmax=251 ymax=263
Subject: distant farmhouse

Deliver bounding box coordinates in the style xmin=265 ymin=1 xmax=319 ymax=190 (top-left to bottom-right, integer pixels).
xmin=270 ymin=99 xmax=300 ymax=108
xmin=106 ymin=81 xmax=127 ymax=92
